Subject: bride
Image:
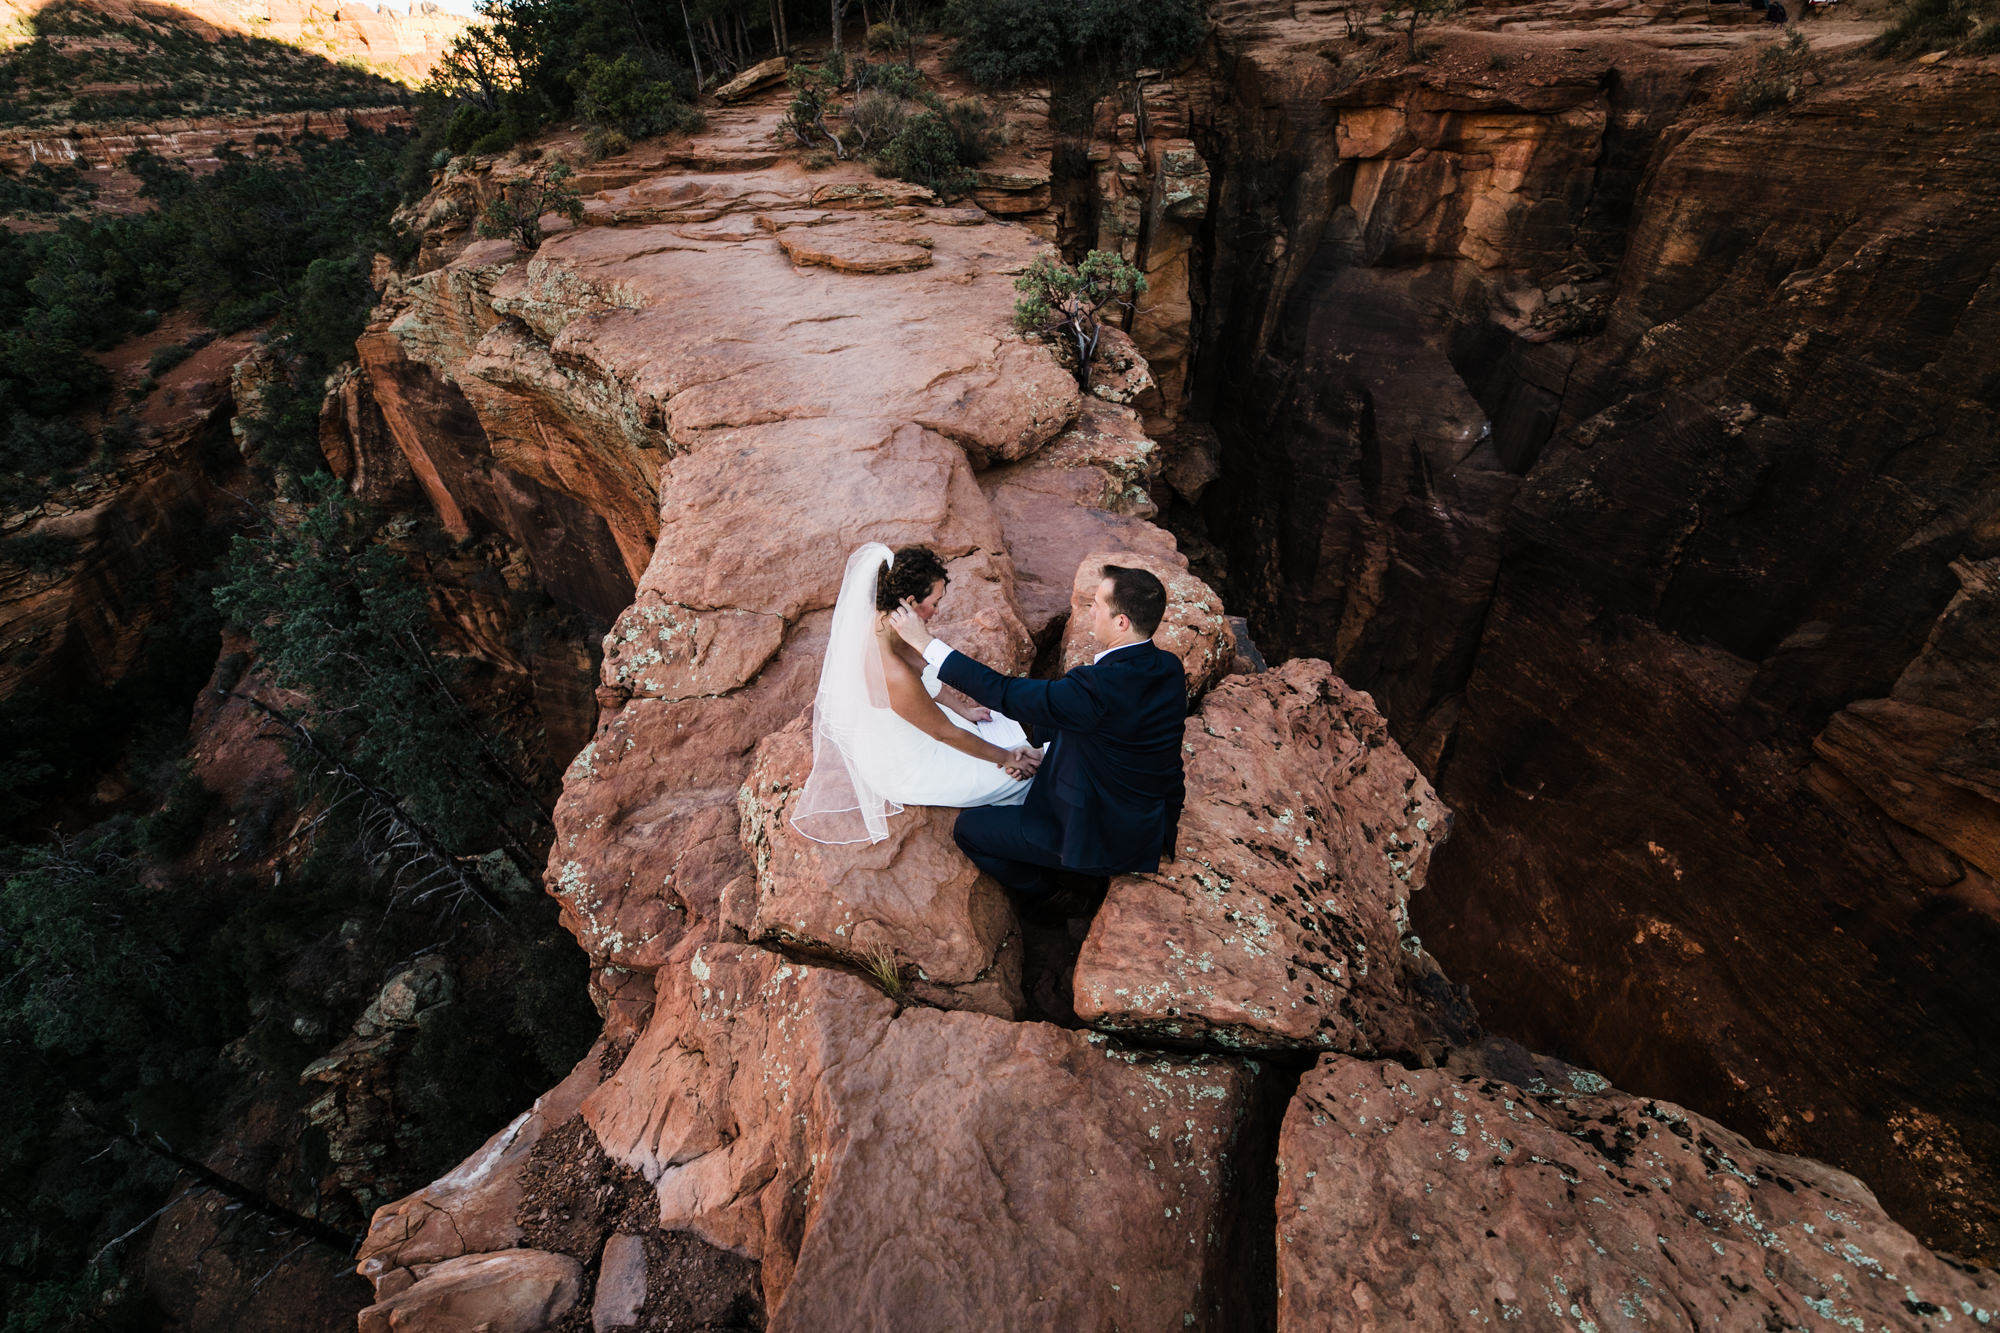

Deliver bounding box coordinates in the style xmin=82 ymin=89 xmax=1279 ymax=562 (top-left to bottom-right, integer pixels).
xmin=791 ymin=543 xmax=1041 ymax=845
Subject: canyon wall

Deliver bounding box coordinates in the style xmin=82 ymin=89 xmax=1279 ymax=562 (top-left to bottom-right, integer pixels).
xmin=1179 ymin=2 xmax=2000 ymax=1260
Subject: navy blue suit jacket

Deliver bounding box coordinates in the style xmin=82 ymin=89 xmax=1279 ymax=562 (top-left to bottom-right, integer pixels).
xmin=939 ymin=640 xmax=1186 ymax=876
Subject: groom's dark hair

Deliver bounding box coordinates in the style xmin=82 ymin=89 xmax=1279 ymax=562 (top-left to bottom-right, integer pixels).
xmin=877 ymin=546 xmax=949 ymax=611
xmin=1102 ymin=565 xmax=1167 ymax=636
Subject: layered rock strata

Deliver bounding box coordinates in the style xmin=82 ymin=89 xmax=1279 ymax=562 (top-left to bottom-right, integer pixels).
xmin=0 ymin=0 xmax=468 ymax=83
xmin=1180 ymin=0 xmax=2000 ymax=1258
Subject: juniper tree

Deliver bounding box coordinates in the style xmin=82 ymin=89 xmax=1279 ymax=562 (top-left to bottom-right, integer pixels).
xmin=1011 ymin=248 xmax=1147 ymax=388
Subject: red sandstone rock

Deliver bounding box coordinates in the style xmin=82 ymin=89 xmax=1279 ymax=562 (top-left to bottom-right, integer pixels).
xmin=355 ymin=1043 xmax=606 ymax=1290
xmin=600 ymin=589 xmax=786 ymax=702
xmin=979 ymin=398 xmax=1181 ymax=639
xmin=1074 ymin=659 xmax=1459 ymax=1059
xmin=776 ymin=218 xmax=937 ymax=273
xmin=549 ymin=627 xmax=822 ymax=969
xmin=583 ymin=943 xmax=1271 ymax=1327
xmin=356 ymin=1249 xmax=583 ymax=1333
xmin=1275 ymin=1056 xmax=2000 ymax=1330
xmin=1057 ymin=546 xmax=1234 ymax=697
xmin=713 ymin=56 xmax=788 ymax=103
xmin=0 ymin=0 xmax=467 ymax=84
xmin=736 ymin=715 xmax=1022 ymax=1016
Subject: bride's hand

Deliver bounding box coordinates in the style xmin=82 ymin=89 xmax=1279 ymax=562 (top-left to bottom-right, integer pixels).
xmin=1000 ymin=743 xmax=1042 ymax=779
xmin=887 ymin=598 xmax=934 ymax=651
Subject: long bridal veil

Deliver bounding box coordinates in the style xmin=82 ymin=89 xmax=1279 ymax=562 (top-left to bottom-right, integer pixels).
xmin=790 ymin=543 xmax=900 ymax=845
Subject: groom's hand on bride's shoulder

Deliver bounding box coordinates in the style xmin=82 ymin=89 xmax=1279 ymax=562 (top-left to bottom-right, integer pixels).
xmin=888 ymin=598 xmax=934 ymax=651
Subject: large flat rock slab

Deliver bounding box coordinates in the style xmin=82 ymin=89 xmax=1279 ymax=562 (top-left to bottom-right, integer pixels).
xmin=1074 ymin=658 xmax=1463 ymax=1058
xmin=582 ymin=944 xmax=1274 ymax=1328
xmin=1276 ymin=1056 xmax=2000 ymax=1330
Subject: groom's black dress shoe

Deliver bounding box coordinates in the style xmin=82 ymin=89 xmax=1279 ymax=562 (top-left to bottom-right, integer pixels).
xmin=1016 ymin=873 xmax=1110 ymax=926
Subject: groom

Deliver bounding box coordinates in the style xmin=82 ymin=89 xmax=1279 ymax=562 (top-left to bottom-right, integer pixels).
xmin=888 ymin=564 xmax=1186 ymax=909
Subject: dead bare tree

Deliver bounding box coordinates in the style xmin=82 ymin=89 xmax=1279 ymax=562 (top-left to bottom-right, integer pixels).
xmin=234 ymin=694 xmax=506 ymax=919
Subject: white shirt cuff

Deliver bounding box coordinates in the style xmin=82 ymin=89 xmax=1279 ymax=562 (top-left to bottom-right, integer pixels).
xmin=921 ymin=638 xmax=955 ymax=670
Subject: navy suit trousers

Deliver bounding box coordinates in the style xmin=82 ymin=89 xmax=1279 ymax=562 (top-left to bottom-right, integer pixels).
xmin=953 ymin=806 xmax=1066 ymax=900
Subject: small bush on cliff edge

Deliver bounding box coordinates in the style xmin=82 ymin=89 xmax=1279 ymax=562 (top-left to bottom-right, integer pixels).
xmin=478 ymin=156 xmax=584 ymax=249
xmin=1735 ymin=30 xmax=1822 ymax=113
xmin=1012 ymin=248 xmax=1146 ymax=388
xmin=878 ymin=110 xmax=978 ymax=199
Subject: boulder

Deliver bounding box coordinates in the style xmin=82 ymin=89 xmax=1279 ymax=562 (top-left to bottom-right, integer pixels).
xmin=549 ymin=639 xmax=817 ymax=969
xmin=1073 ymin=659 xmax=1463 ymax=1058
xmin=582 ymin=944 xmax=1273 ymax=1329
xmin=356 ymin=1249 xmax=583 ymax=1333
xmin=591 ymin=1233 xmax=647 ymax=1332
xmin=1274 ymin=1055 xmax=2000 ymax=1329
xmin=713 ymin=56 xmax=788 ymax=103
xmin=600 ymin=590 xmax=786 ymax=702
xmin=1057 ymin=547 xmax=1234 ymax=698
xmin=737 ymin=715 xmax=1022 ymax=1017
xmin=979 ymin=398 xmax=1180 ymax=640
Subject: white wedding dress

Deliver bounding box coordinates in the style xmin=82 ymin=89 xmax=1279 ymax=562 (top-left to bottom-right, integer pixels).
xmin=791 ymin=544 xmax=1031 ymax=845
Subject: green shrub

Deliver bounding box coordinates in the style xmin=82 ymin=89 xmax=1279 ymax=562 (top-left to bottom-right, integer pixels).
xmin=782 ymin=61 xmax=847 ymax=157
xmin=847 ymin=89 xmax=908 ymax=154
xmin=567 ymin=53 xmax=702 ymax=139
xmin=941 ymin=97 xmax=1005 ymax=166
xmin=134 ymin=769 xmax=219 ymax=860
xmin=879 ymin=111 xmax=978 ymax=200
xmin=1 ymin=413 xmax=93 ymax=479
xmin=0 ymin=530 xmax=80 ymax=574
xmin=582 ymin=125 xmax=629 ymax=162
xmin=1012 ymin=248 xmax=1147 ymax=386
xmin=145 ymin=342 xmax=191 ymax=376
xmin=468 ymin=126 xmax=516 ymax=155
xmin=210 ymin=292 xmax=281 ymax=333
xmin=444 ymin=102 xmax=506 ymax=154
xmin=477 ymin=157 xmax=584 ymax=249
xmin=1737 ymin=29 xmax=1821 ymax=112
xmin=852 ymin=58 xmax=925 ymax=99
xmin=1868 ymin=0 xmax=2000 ymax=55
xmin=944 ymin=0 xmax=1206 ymax=85
xmin=866 ymin=20 xmax=909 ymax=50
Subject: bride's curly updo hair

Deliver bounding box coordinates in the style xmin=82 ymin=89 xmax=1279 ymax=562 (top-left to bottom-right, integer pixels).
xmin=876 ymin=546 xmax=949 ymax=612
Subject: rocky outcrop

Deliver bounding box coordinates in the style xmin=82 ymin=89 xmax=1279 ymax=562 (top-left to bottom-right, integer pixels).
xmin=1180 ymin=0 xmax=2000 ymax=1259
xmin=0 ymin=327 xmax=256 ymax=706
xmin=0 ymin=105 xmax=413 ymax=180
xmin=581 ymin=943 xmax=1275 ymax=1329
xmin=736 ymin=715 xmax=1024 ymax=1016
xmin=358 ymin=1250 xmax=584 ymax=1333
xmin=1277 ymin=1056 xmax=1999 ymax=1329
xmin=299 ymin=957 xmax=459 ymax=1212
xmin=1075 ymin=659 xmax=1462 ymax=1058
